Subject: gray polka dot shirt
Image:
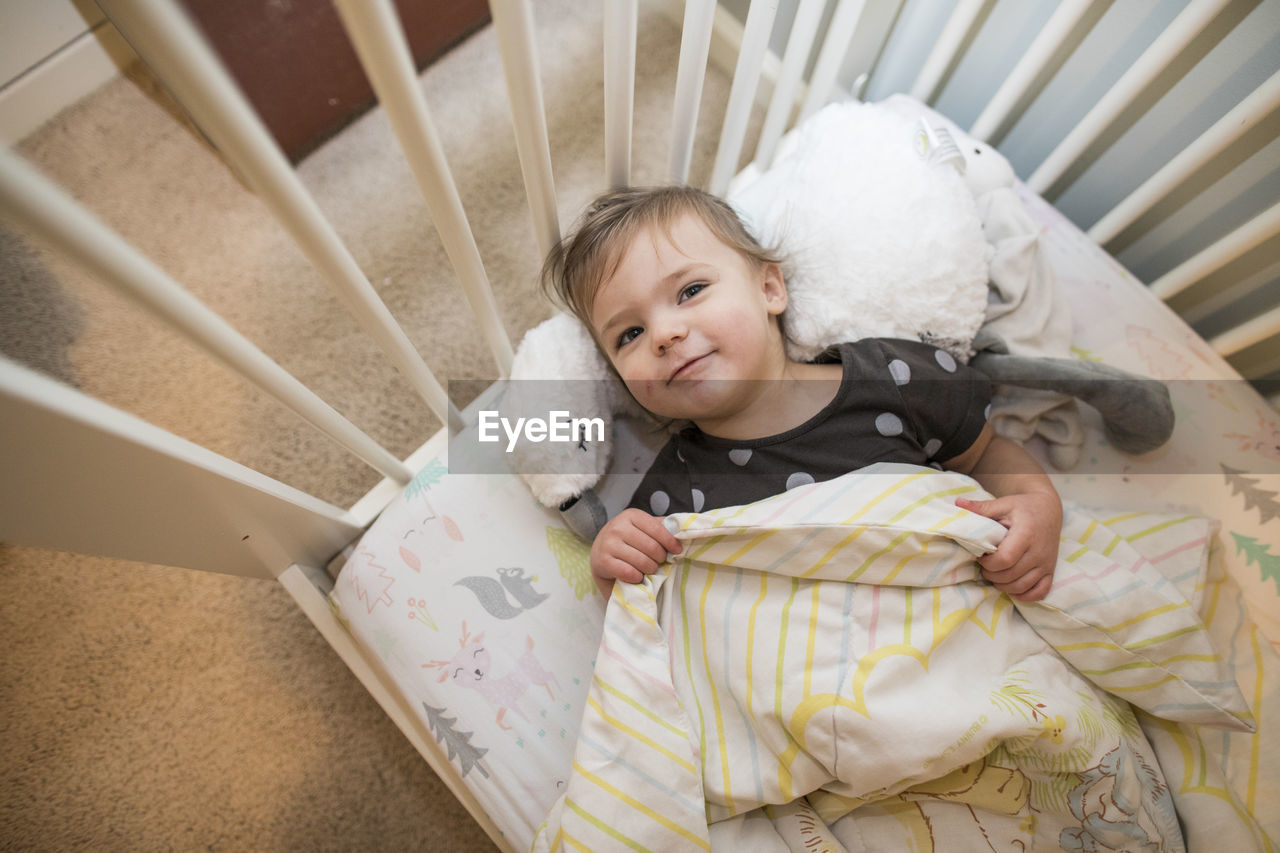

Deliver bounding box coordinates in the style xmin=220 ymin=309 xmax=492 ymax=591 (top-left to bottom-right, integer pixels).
xmin=628 ymin=339 xmax=991 ymax=515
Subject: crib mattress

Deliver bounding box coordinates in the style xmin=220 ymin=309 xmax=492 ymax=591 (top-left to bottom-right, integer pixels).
xmin=330 ymin=185 xmax=1280 ymax=850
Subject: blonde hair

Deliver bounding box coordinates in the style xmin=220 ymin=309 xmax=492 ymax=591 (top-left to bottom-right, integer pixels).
xmin=541 ymin=186 xmax=785 ymax=333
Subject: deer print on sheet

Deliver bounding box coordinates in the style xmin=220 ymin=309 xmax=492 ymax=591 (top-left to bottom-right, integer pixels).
xmin=424 ymin=621 xmax=561 ymax=731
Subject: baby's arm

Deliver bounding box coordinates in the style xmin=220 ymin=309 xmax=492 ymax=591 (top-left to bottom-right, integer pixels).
xmin=589 ymin=508 xmax=684 ymax=600
xmin=946 ymin=425 xmax=1063 ymax=602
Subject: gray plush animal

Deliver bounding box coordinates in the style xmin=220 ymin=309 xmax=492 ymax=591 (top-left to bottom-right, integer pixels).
xmin=970 ymin=331 xmax=1174 ymax=458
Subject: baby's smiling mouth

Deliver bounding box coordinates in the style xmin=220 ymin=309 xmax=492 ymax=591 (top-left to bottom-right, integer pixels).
xmin=668 ymin=352 xmax=711 ymax=383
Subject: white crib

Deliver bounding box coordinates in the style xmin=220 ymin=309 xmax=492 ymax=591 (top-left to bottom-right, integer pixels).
xmin=2 ymin=1 xmax=1279 ymax=850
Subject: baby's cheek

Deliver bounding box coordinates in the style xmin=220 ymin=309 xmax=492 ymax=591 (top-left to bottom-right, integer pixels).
xmin=627 ymin=379 xmax=660 ymax=409
xmin=625 ymin=376 xmax=659 ymax=399
xmin=628 ymin=379 xmax=683 ymax=419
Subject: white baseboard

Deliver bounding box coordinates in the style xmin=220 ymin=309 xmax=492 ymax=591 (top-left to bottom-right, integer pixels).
xmin=0 ymin=22 xmax=136 ymax=145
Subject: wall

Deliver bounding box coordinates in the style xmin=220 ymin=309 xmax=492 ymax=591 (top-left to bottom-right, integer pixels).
xmin=0 ymin=0 xmax=137 ymax=144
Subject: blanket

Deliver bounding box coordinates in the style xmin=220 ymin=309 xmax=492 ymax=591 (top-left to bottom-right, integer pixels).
xmin=532 ymin=464 xmax=1261 ymax=852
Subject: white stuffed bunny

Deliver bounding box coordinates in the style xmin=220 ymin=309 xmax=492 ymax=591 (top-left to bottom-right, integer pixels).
xmin=956 ymin=135 xmax=1016 ymax=197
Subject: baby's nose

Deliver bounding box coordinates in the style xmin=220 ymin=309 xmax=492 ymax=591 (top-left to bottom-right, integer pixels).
xmin=652 ymin=316 xmax=687 ymax=352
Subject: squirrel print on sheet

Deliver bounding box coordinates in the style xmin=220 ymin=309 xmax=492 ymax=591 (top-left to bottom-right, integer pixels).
xmin=424 ymin=621 xmax=560 ymax=730
xmin=455 ymin=567 xmax=549 ymax=619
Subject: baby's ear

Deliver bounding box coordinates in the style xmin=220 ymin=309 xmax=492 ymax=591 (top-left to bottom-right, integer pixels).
xmin=762 ymin=262 xmax=788 ymax=315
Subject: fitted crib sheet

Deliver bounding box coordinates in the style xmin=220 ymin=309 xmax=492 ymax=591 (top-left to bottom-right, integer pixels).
xmin=330 ymin=186 xmax=1280 ymax=851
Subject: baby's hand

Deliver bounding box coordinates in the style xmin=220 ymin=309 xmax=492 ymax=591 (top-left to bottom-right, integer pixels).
xmin=589 ymin=508 xmax=683 ymax=599
xmin=956 ymin=490 xmax=1062 ymax=602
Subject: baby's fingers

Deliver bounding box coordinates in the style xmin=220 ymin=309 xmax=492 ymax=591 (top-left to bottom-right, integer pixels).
xmin=978 ymin=537 xmax=1028 ymax=576
xmin=598 ymin=554 xmax=645 ymax=585
xmin=984 ymin=558 xmax=1053 ymax=599
xmin=999 ymin=572 xmax=1053 ymax=602
xmin=632 ymin=512 xmax=683 ymax=556
xmin=618 ymin=540 xmax=667 ymax=575
xmin=956 ymin=496 xmax=1013 ymax=525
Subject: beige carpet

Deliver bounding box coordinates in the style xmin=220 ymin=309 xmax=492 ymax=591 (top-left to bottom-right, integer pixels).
xmin=0 ymin=4 xmax=749 ymax=849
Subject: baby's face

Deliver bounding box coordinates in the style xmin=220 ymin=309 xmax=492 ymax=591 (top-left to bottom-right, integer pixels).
xmin=589 ymin=213 xmax=787 ymax=425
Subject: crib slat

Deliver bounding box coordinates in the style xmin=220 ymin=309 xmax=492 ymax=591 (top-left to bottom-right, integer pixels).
xmin=968 ymin=0 xmax=1097 ymax=144
xmin=1209 ymin=305 xmax=1280 ymax=358
xmin=909 ymin=0 xmax=991 ymax=105
xmin=332 ymin=0 xmax=514 ymax=376
xmin=1089 ymin=69 xmax=1280 ymax=246
xmin=798 ymin=0 xmax=870 ymax=122
xmin=0 ymin=358 xmax=362 ymax=580
xmin=489 ymin=0 xmax=561 ymax=259
xmin=604 ymin=0 xmax=638 ymax=188
xmin=754 ymin=0 xmax=828 ymax=169
xmin=1148 ymin=202 xmax=1280 ymax=301
xmin=1027 ymin=0 xmax=1235 ymax=197
xmin=709 ymin=0 xmax=780 ymax=196
xmin=0 ymin=151 xmax=415 ymax=484
xmin=95 ymin=0 xmax=458 ymax=429
xmin=668 ymin=0 xmax=717 ymax=184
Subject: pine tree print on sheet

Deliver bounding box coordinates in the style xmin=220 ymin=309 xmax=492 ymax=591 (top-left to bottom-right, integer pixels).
xmin=1221 ymin=464 xmax=1280 ymax=525
xmin=405 ymin=458 xmax=448 ymax=501
xmin=423 ymin=702 xmax=490 ymax=779
xmin=351 ymin=548 xmax=395 ymax=614
xmin=546 ymin=527 xmax=595 ymax=600
xmin=1232 ymin=533 xmax=1280 ymax=596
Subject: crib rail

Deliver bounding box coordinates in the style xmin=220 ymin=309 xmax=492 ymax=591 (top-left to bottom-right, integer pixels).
xmin=0 ymin=358 xmax=362 ymax=579
xmin=330 ymin=0 xmax=514 ymax=377
xmin=96 ymin=0 xmax=469 ymax=433
xmin=0 ymin=151 xmax=413 ymax=485
xmin=605 ymin=0 xmax=640 ymax=188
xmin=1089 ymin=69 xmax=1280 ymax=248
xmin=967 ymin=0 xmax=1098 ymax=145
xmin=1030 ymin=0 xmax=1229 ymax=196
xmin=669 ymin=0 xmax=718 ymax=183
xmin=708 ymin=0 xmax=779 ymax=194
xmin=489 ymin=0 xmax=561 ymax=258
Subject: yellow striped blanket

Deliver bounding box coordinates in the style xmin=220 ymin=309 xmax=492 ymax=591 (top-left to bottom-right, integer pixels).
xmin=532 ymin=464 xmax=1257 ymax=852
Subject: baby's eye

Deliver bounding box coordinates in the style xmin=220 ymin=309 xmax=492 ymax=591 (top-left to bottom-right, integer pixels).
xmin=617 ymin=326 xmax=642 ymax=348
xmin=679 ymin=282 xmax=707 ymax=302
